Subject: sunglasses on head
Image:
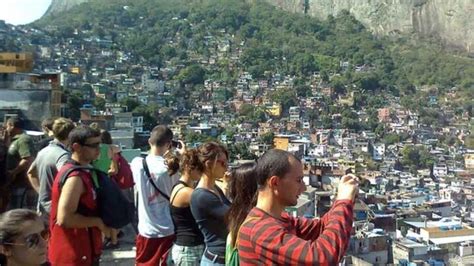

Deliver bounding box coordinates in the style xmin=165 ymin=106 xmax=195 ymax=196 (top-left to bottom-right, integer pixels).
xmin=81 ymin=142 xmax=101 ymax=149
xmin=3 ymin=229 xmax=49 ymax=249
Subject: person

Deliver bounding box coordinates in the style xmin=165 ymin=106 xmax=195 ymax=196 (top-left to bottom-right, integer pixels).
xmin=190 ymin=142 xmax=230 ymax=266
xmin=27 ymin=118 xmax=75 ymax=222
xmin=224 ymin=162 xmax=257 ymax=265
xmin=4 ymin=117 xmax=36 ymax=210
xmin=92 ymin=129 xmax=120 ymax=175
xmin=170 ymin=149 xmax=205 ymax=265
xmin=130 ymin=125 xmax=182 ymax=266
xmin=0 ymin=128 xmax=9 ymax=212
xmin=92 ymin=128 xmax=132 ymax=249
xmin=36 ymin=118 xmax=55 ymax=151
xmin=0 ymin=209 xmax=49 ymax=266
xmin=237 ymin=149 xmax=358 ymax=265
xmin=48 ymin=125 xmax=115 ymax=265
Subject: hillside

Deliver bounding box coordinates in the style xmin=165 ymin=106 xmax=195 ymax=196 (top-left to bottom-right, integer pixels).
xmin=36 ymin=0 xmax=473 ymax=96
xmin=43 ymin=0 xmax=474 ymax=53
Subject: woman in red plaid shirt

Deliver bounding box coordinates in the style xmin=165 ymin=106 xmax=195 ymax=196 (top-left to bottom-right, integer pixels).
xmin=237 ymin=149 xmax=359 ymax=266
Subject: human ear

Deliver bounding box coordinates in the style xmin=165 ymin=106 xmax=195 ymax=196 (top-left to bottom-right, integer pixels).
xmin=268 ymin=175 xmax=280 ymax=189
xmin=71 ymin=142 xmax=81 ymax=152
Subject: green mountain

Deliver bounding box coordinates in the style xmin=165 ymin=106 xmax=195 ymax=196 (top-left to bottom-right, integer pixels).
xmin=37 ymin=0 xmax=473 ymax=96
xmin=43 ymin=0 xmax=474 ymax=54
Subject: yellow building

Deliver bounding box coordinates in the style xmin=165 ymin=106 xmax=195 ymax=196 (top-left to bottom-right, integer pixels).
xmin=70 ymin=66 xmax=81 ymax=74
xmin=266 ymin=103 xmax=281 ymax=117
xmin=0 ymin=53 xmax=33 ymax=73
xmin=274 ymin=136 xmax=290 ymax=151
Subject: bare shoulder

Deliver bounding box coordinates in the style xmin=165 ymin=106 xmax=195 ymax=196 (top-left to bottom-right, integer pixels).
xmin=171 ymin=185 xmax=194 ymax=207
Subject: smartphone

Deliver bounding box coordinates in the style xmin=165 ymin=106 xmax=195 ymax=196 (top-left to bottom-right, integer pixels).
xmin=171 ymin=140 xmax=182 ymax=149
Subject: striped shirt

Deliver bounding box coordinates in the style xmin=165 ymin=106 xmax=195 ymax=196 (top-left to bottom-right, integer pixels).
xmin=237 ymin=200 xmax=354 ymax=266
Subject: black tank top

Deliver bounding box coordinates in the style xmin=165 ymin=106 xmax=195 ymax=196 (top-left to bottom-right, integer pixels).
xmin=170 ymin=181 xmax=204 ymax=246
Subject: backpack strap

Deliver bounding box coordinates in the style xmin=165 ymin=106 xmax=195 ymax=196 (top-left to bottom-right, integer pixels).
xmin=59 ymin=165 xmax=89 ymax=188
xmin=142 ymin=158 xmax=170 ymax=201
xmin=59 ymin=165 xmax=103 ymax=189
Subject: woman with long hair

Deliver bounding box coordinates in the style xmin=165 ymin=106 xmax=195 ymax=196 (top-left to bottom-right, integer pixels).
xmin=0 ymin=209 xmax=49 ymax=266
xmin=169 ymin=149 xmax=205 ymax=265
xmin=190 ymin=141 xmax=230 ymax=266
xmin=224 ymin=162 xmax=257 ymax=264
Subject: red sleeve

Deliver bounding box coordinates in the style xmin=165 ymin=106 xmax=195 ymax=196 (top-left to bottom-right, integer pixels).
xmin=246 ymin=200 xmax=354 ymax=265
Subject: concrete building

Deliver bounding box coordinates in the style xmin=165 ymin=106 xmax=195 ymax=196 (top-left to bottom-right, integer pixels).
xmin=349 ymin=233 xmax=389 ymax=265
xmin=0 ymin=72 xmax=62 ymax=130
xmin=0 ymin=52 xmax=33 ymax=73
xmin=372 ymin=143 xmax=385 ymax=161
xmin=289 ymin=106 xmax=300 ymax=122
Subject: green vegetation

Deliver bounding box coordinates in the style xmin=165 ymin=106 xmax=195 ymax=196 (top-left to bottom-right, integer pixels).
xmin=401 ymin=145 xmax=435 ymax=173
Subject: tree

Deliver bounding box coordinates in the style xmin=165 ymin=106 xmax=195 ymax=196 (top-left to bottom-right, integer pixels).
xmin=259 ymin=132 xmax=274 ymax=145
xmin=66 ymin=91 xmax=83 ymax=122
xmin=93 ymin=97 xmax=106 ymax=110
xmin=177 ymin=64 xmax=206 ymax=85
xmin=119 ymin=97 xmax=140 ymax=112
xmin=239 ymin=103 xmax=254 ymax=117
xmin=401 ymin=146 xmax=434 ymax=170
xmin=296 ymin=84 xmax=311 ymax=98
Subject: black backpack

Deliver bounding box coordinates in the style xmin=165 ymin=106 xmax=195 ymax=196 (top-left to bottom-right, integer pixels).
xmin=59 ymin=165 xmax=134 ymax=229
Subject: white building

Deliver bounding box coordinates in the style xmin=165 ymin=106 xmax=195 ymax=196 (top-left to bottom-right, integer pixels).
xmin=372 ymin=143 xmax=385 ymax=161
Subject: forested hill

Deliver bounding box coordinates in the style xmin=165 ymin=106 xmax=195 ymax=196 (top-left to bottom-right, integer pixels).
xmin=37 ymin=0 xmax=473 ymax=99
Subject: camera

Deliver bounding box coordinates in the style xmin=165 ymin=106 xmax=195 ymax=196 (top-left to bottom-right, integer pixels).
xmin=171 ymin=140 xmax=182 ymax=149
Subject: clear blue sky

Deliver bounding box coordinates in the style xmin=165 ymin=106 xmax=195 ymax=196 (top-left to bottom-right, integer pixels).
xmin=0 ymin=0 xmax=52 ymax=25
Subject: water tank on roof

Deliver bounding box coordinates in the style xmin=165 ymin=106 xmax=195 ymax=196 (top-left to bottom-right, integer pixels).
xmin=439 ymin=226 xmax=449 ymax=231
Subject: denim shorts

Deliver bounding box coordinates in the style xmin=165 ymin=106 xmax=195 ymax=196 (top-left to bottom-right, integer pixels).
xmin=171 ymin=243 xmax=204 ymax=266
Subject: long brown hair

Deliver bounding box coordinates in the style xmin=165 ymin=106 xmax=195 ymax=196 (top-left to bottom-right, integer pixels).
xmin=226 ymin=162 xmax=257 ymax=248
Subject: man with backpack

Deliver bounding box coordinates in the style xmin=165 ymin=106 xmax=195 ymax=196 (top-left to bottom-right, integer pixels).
xmin=48 ymin=125 xmax=116 ymax=266
xmin=27 ymin=117 xmax=75 ymax=222
xmin=131 ymin=125 xmax=182 ymax=266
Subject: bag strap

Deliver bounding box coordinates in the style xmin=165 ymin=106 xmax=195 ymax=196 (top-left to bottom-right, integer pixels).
xmin=142 ymin=158 xmax=170 ymax=201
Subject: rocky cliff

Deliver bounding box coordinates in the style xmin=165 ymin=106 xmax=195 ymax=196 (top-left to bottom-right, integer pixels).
xmin=266 ymin=0 xmax=473 ymax=53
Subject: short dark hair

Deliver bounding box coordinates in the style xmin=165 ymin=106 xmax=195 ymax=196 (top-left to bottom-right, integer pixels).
xmin=256 ymin=149 xmax=299 ymax=187
xmin=149 ymin=125 xmax=173 ymax=147
xmin=69 ymin=125 xmax=101 ymax=149
xmin=6 ymin=117 xmax=23 ymax=129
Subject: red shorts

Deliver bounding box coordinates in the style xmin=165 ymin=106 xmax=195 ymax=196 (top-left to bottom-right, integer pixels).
xmin=135 ymin=234 xmax=175 ymax=266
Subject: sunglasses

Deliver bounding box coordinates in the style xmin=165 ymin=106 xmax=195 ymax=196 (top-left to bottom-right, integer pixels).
xmin=81 ymin=142 xmax=101 ymax=149
xmin=3 ymin=230 xmax=49 ymax=249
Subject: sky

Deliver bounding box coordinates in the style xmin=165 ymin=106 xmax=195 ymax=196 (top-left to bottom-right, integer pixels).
xmin=0 ymin=0 xmax=52 ymax=25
